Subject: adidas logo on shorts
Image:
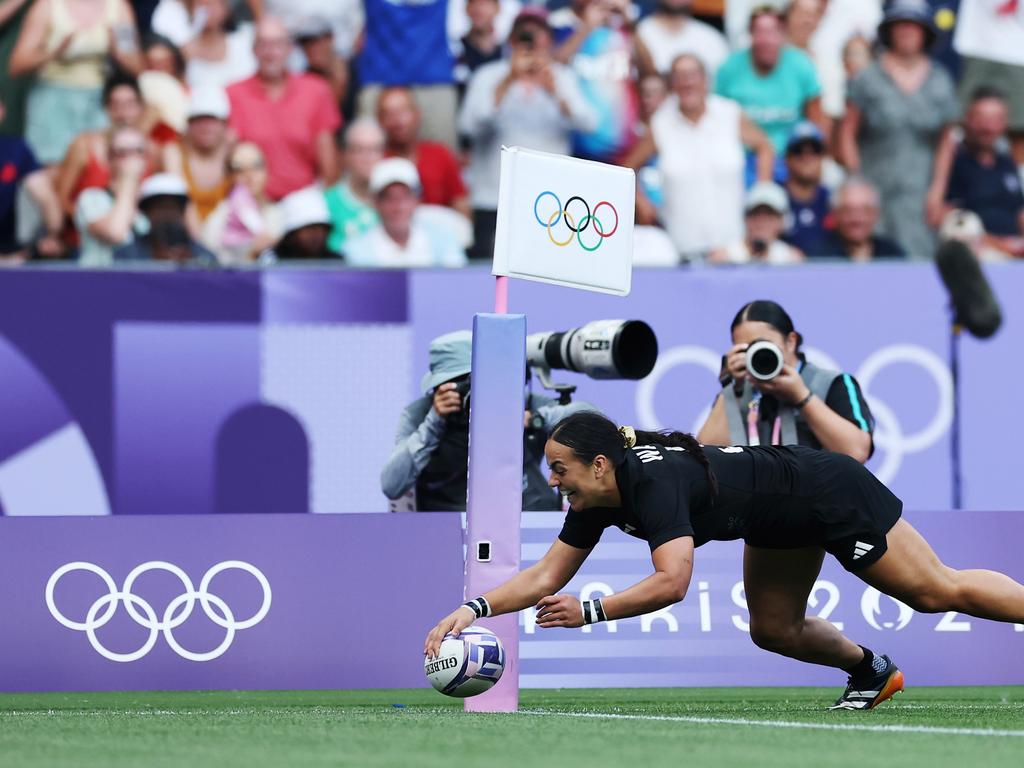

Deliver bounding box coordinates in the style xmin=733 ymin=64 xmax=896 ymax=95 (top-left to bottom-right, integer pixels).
xmin=852 ymin=541 xmax=874 ymax=560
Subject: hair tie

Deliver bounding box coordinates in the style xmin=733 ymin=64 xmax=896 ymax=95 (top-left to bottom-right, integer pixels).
xmin=619 ymin=425 xmax=637 ymax=449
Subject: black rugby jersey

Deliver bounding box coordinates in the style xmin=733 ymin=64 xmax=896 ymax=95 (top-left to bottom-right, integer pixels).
xmin=558 ymin=443 xmax=830 ymax=552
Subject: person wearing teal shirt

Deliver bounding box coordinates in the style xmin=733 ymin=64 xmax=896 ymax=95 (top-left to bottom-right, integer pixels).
xmin=715 ymin=6 xmax=826 ymax=158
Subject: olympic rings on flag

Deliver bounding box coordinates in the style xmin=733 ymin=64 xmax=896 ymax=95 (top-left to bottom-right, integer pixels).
xmin=533 ymin=191 xmax=619 ymax=250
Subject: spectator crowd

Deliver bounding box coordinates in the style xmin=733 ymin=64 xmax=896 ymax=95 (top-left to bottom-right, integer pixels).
xmin=2 ymin=0 xmax=1024 ymax=266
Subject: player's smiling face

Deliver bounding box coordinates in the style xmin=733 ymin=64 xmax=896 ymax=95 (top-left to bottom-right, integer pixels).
xmin=544 ymin=439 xmax=605 ymax=509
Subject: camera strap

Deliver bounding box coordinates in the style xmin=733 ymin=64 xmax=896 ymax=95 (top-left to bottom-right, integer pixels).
xmin=725 ymin=361 xmax=841 ymax=447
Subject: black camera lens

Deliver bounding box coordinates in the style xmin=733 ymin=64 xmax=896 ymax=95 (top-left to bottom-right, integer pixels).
xmin=745 ymin=339 xmax=784 ymax=381
xmin=517 ymin=30 xmax=535 ymax=47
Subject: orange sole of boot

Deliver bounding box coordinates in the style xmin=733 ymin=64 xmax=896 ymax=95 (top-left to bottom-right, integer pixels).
xmin=867 ymin=669 xmax=905 ymax=709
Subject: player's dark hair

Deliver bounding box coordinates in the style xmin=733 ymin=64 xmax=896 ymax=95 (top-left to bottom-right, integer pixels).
xmin=550 ymin=411 xmax=718 ymax=497
xmin=731 ymin=299 xmax=804 ymax=358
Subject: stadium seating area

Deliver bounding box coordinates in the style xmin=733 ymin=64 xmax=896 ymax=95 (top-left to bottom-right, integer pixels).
xmin=0 ymin=0 xmax=1022 ymax=266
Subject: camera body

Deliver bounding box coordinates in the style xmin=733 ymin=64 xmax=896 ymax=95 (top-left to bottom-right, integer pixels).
xmin=745 ymin=339 xmax=785 ymax=381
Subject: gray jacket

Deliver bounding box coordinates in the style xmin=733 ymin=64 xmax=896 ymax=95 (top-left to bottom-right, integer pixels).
xmin=380 ymin=393 xmax=595 ymax=511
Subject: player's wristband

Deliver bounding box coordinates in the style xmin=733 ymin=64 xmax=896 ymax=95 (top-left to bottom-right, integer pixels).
xmin=581 ymin=598 xmax=607 ymax=625
xmin=463 ymin=597 xmax=491 ymax=619
xmin=794 ymin=391 xmax=814 ymax=411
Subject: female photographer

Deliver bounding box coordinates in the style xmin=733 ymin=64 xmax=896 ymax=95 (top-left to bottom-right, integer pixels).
xmin=697 ymin=300 xmax=873 ymax=462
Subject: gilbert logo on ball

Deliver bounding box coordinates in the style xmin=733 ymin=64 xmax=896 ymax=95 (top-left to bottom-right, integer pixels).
xmin=425 ymin=626 xmax=505 ymax=698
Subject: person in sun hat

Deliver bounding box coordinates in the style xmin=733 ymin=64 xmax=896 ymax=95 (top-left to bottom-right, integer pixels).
xmin=112 ymin=172 xmax=216 ymax=263
xmin=343 ymin=158 xmax=466 ymax=267
xmin=259 ymin=186 xmax=338 ymax=262
xmin=709 ymin=180 xmax=804 ymax=264
xmin=381 ymin=330 xmax=595 ymax=512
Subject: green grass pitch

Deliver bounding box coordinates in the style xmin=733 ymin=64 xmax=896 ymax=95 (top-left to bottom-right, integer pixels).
xmin=2 ymin=687 xmax=1023 ymax=768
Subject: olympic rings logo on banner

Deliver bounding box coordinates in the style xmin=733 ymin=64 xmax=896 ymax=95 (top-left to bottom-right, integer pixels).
xmin=533 ymin=191 xmax=619 ymax=251
xmin=45 ymin=560 xmax=272 ymax=663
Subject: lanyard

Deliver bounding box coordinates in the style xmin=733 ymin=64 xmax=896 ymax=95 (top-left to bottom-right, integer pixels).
xmin=746 ymin=391 xmax=781 ymax=446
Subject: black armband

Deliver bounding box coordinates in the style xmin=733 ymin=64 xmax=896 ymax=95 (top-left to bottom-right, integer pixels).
xmin=463 ymin=596 xmax=491 ymax=619
xmin=581 ymin=597 xmax=607 ymax=625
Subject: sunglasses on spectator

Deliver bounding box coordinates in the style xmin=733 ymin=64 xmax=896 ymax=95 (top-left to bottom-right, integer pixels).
xmin=112 ymin=146 xmax=146 ymax=157
xmin=230 ymin=160 xmax=265 ymax=172
xmin=786 ymin=143 xmax=824 ymax=157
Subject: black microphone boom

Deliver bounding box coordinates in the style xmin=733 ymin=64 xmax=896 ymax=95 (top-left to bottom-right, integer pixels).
xmin=934 ymin=239 xmax=1002 ymax=339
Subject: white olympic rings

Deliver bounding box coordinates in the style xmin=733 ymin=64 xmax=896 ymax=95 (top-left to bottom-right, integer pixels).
xmin=635 ymin=343 xmax=953 ymax=485
xmin=45 ymin=560 xmax=272 ymax=663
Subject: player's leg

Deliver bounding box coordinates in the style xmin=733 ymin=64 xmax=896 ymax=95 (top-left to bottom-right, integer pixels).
xmin=859 ymin=518 xmax=1024 ymax=622
xmin=743 ymin=544 xmax=863 ymax=668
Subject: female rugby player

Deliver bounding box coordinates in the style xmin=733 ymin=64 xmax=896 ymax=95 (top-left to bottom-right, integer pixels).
xmin=425 ymin=411 xmax=1024 ymax=710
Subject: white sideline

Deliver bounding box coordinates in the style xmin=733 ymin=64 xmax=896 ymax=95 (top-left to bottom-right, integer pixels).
xmin=519 ymin=709 xmax=1024 ymax=738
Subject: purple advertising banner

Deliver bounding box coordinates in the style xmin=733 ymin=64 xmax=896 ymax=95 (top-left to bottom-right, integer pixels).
xmin=0 ymin=265 xmax=1022 ymax=516
xmin=518 ymin=510 xmax=1024 ymax=688
xmin=0 ymin=513 xmax=462 ymax=691
xmin=0 ymin=511 xmax=1020 ymax=692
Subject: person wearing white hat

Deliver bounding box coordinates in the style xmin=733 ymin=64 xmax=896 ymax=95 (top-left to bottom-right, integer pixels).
xmin=260 ymin=186 xmax=338 ymax=261
xmin=162 ymin=87 xmax=232 ymax=223
xmin=709 ymin=181 xmax=804 ymax=265
xmin=112 ymin=173 xmax=217 ymax=264
xmin=343 ymin=158 xmax=467 ymax=267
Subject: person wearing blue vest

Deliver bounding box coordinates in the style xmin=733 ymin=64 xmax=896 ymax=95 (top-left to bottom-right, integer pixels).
xmin=697 ymin=299 xmax=874 ymax=463
xmin=358 ymin=0 xmax=459 ymax=148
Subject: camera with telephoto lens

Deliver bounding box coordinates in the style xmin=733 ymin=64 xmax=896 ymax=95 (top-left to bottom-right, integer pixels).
xmin=745 ymin=339 xmax=785 ymax=381
xmin=526 ymin=320 xmax=658 ymax=404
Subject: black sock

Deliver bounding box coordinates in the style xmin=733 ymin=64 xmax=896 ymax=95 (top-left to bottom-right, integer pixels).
xmin=843 ymin=645 xmax=876 ymax=678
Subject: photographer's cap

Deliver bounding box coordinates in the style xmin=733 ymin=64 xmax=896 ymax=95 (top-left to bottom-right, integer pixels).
xmin=745 ymin=181 xmax=789 ymax=215
xmin=421 ymin=330 xmax=473 ymax=394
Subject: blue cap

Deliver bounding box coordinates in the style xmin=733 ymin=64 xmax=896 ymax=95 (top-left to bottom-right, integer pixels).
xmin=879 ymin=0 xmax=936 ymax=48
xmin=421 ymin=330 xmax=473 ymax=394
xmin=785 ymin=121 xmax=825 ymax=154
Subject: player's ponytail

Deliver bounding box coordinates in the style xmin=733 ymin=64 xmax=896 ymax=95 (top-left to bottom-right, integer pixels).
xmin=550 ymin=412 xmax=718 ymax=497
xmin=633 ymin=429 xmax=719 ymax=498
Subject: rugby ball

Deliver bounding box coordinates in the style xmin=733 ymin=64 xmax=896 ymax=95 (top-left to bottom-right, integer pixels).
xmin=424 ymin=625 xmax=505 ymax=698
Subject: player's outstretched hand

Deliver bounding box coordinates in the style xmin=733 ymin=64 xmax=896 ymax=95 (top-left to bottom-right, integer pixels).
xmin=535 ymin=594 xmax=584 ymax=629
xmin=424 ymin=606 xmax=475 ymax=659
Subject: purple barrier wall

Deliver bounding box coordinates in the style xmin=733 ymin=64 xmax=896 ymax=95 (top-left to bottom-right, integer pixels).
xmin=0 ymin=513 xmax=462 ymax=691
xmin=0 ymin=265 xmax=1022 ymax=515
xmin=1 ymin=511 xmax=1020 ymax=692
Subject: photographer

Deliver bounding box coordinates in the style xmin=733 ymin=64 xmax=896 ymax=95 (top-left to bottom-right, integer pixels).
xmin=381 ymin=330 xmax=595 ymax=511
xmin=696 ymin=300 xmax=874 ymax=463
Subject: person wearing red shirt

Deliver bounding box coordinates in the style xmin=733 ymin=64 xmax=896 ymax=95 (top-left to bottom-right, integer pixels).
xmin=377 ymin=87 xmax=470 ymax=218
xmin=227 ymin=16 xmax=341 ymax=201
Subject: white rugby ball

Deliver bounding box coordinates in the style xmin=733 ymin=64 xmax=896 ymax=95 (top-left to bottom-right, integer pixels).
xmin=424 ymin=625 xmax=505 ymax=698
